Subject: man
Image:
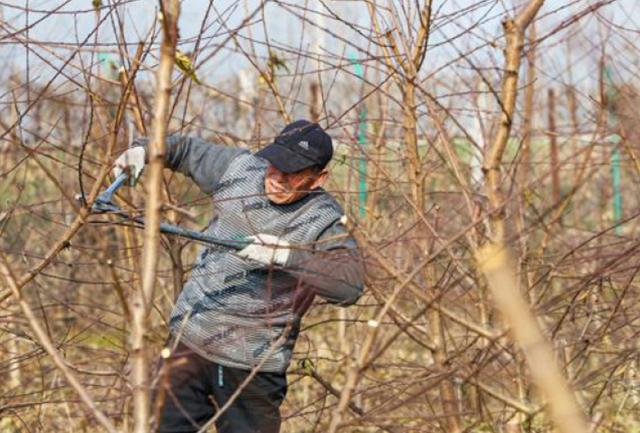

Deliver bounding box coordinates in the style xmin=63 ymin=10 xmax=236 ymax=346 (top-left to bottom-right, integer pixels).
xmin=113 ymin=120 xmax=364 ymax=433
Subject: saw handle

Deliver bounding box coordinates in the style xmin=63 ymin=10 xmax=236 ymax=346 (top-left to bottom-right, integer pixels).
xmin=101 ymin=172 xmax=129 ymax=202
xmin=92 ymin=172 xmax=130 ymax=213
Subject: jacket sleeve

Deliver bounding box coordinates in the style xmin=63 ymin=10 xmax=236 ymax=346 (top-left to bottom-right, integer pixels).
xmin=285 ymin=219 xmax=365 ymax=306
xmin=133 ymin=134 xmax=246 ymax=194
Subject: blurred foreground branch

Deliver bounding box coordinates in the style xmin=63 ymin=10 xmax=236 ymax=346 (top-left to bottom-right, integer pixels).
xmin=131 ymin=1 xmax=180 ymax=432
xmin=476 ymin=244 xmax=589 ymax=433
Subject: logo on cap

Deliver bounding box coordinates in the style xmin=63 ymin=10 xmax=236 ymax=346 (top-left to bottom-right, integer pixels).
xmin=298 ymin=140 xmax=309 ymax=150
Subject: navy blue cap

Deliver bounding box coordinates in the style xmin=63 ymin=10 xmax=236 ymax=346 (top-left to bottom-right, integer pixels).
xmin=255 ymin=120 xmax=333 ymax=173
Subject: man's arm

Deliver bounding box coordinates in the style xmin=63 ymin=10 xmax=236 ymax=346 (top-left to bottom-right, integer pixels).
xmin=285 ymin=220 xmax=364 ymax=306
xmin=133 ymin=134 xmax=245 ymax=194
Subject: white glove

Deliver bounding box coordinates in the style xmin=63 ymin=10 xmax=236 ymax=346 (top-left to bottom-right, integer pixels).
xmin=112 ymin=146 xmax=146 ymax=184
xmin=236 ymin=233 xmax=291 ymax=266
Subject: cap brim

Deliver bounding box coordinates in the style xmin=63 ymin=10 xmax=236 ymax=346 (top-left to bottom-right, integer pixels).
xmin=255 ymin=143 xmax=318 ymax=173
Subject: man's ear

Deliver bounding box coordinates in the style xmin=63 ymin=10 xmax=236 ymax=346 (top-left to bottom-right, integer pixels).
xmin=310 ymin=170 xmax=329 ymax=189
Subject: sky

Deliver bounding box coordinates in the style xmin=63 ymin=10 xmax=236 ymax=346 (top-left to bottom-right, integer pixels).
xmin=3 ymin=1 xmax=638 ymax=82
xmin=2 ymin=0 xmax=640 ymax=129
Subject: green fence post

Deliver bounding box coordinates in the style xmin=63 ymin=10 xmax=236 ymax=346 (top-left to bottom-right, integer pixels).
xmin=350 ymin=53 xmax=367 ymax=219
xmin=604 ymin=65 xmax=623 ymax=235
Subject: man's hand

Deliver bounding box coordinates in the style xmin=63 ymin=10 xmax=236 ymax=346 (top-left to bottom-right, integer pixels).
xmin=112 ymin=147 xmax=146 ymax=185
xmin=236 ymin=233 xmax=291 ymax=266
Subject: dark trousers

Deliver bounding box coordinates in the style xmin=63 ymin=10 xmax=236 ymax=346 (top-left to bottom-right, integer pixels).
xmin=154 ymin=342 xmax=287 ymax=433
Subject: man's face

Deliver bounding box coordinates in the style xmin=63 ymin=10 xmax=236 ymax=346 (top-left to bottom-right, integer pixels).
xmin=264 ymin=164 xmax=327 ymax=204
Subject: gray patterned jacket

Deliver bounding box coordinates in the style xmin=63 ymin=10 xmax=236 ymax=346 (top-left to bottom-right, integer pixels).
xmin=136 ymin=135 xmax=364 ymax=372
